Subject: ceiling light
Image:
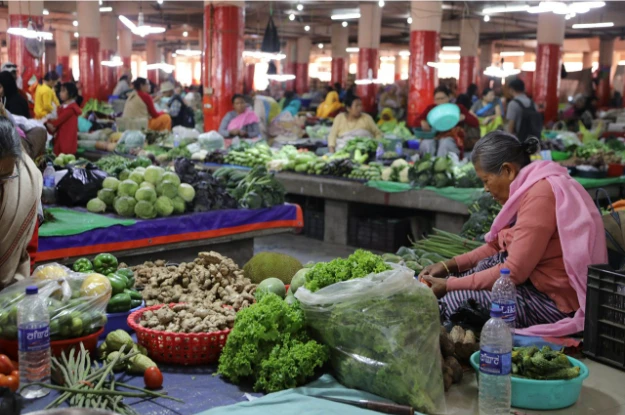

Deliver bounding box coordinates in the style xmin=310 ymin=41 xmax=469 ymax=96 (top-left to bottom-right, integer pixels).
xmin=346 ymin=47 xmax=359 ymax=53
xmin=172 ymin=53 xmax=177 ymax=57
xmin=380 ymin=56 xmax=395 ymax=61
xmin=73 ymin=20 xmax=78 ymax=27
xmin=74 ymin=32 xmax=79 ymax=38
xmin=499 ymin=51 xmax=525 ymax=57
xmin=619 ymin=60 xmax=625 ymax=66
xmin=572 ymin=22 xmax=614 ymax=29
xmin=101 ymin=56 xmax=123 ymax=67
xmin=43 ymin=9 xmax=49 ymax=15
xmin=7 ymin=21 xmax=53 ymax=40
xmin=99 ymin=0 xmax=102 ymax=4
xmin=296 ymin=3 xmax=303 ymax=11
xmin=289 ymin=14 xmax=295 ymax=21
xmin=439 ymin=53 xmax=460 ymax=60
xmin=483 ymin=65 xmax=520 ymax=77
xmin=342 ymin=21 xmax=348 ymax=27
xmin=317 ymin=57 xmax=333 ymax=62
xmin=175 ymin=49 xmax=202 ymax=56
xmin=521 ymin=61 xmax=536 ymax=72
xmin=426 ymin=62 xmax=441 ymax=68
xmin=484 ymin=15 xmax=490 ymax=22
xmin=157 ymin=0 xmax=163 ymax=4
xmin=99 ymin=6 xmax=113 ymax=12
xmin=242 ymin=51 xmax=286 ymax=60
xmin=119 ymin=14 xmax=166 ymax=37
xmin=565 ymin=12 xmax=576 ymax=20
xmin=267 ymin=74 xmax=296 ymax=81
xmin=183 ymin=31 xmax=188 ymax=37
xmin=482 ymin=5 xmax=530 ymax=14
xmin=146 ymin=63 xmax=176 ymax=73
xmin=442 ymin=46 xmax=461 ymax=51
xmin=407 ymin=17 xmax=413 ymax=24
xmin=304 ymin=25 xmax=310 ymax=31
xmin=378 ymin=0 xmax=385 ymax=7
xmin=399 ymin=50 xmax=410 ymax=57
xmin=354 ymin=79 xmax=384 ymax=85
xmin=331 ymin=13 xmax=361 ymax=20
xmin=318 ymin=43 xmax=324 ymax=49
xmin=574 ymin=2 xmax=604 ymax=9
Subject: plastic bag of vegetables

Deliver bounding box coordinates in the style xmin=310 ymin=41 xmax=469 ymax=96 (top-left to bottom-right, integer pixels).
xmin=0 ymin=264 xmax=111 ymax=342
xmin=296 ymin=265 xmax=445 ymax=414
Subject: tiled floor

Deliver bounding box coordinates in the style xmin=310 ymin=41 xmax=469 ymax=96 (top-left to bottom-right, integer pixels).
xmin=256 ymin=234 xmax=625 ymax=415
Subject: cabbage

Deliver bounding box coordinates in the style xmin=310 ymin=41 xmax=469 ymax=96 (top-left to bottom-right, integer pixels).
xmin=178 ymin=183 xmax=196 ymax=202
xmin=114 ymin=196 xmax=137 ymax=217
xmin=129 ymin=170 xmax=144 ymax=184
xmin=120 ymin=130 xmax=146 ymax=149
xmin=102 ymin=177 xmax=120 ymax=191
xmin=144 ymin=166 xmax=165 ymax=185
xmin=134 ymin=167 xmax=146 ymax=174
xmin=155 ymin=196 xmax=174 ymax=217
xmin=118 ymin=169 xmax=131 ymax=181
xmin=134 ymin=200 xmax=156 ymax=219
xmin=97 ymin=188 xmax=116 ymax=206
xmin=87 ymin=198 xmax=107 ymax=213
xmin=135 ymin=187 xmax=157 ymax=203
xmin=157 ymin=180 xmax=178 ymax=199
xmin=118 ymin=180 xmax=139 ymax=197
xmin=172 ymin=196 xmax=186 ymax=214
xmin=162 ymin=172 xmax=181 ymax=187
xmin=140 ymin=181 xmax=155 ymax=190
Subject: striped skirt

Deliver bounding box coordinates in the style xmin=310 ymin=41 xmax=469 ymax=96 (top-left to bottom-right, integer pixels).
xmin=440 ymin=253 xmax=573 ymax=328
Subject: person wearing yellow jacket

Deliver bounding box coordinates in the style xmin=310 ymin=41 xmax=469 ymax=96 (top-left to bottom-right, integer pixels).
xmin=34 ymin=71 xmax=60 ymax=119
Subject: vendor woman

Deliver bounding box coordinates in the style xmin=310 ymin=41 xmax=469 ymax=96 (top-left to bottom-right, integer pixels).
xmin=0 ymin=117 xmax=42 ymax=288
xmin=419 ymin=131 xmax=606 ymax=336
xmin=328 ymin=95 xmax=383 ymax=153
xmin=218 ymin=94 xmax=261 ymax=139
xmin=122 ymin=78 xmax=172 ymax=131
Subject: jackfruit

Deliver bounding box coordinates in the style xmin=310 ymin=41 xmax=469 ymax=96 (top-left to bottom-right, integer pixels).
xmin=243 ymin=252 xmax=303 ymax=284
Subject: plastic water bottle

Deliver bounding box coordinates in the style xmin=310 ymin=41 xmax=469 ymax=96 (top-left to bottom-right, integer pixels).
xmin=42 ymin=162 xmax=56 ymax=205
xmin=173 ymin=133 xmax=180 ymax=148
xmin=18 ymin=286 xmax=51 ymax=398
xmin=43 ymin=162 xmax=55 ymax=188
xmin=395 ymin=141 xmax=403 ymax=156
xmin=492 ymin=268 xmax=517 ymax=334
xmin=375 ymin=142 xmax=385 ymax=161
xmin=478 ymin=306 xmax=512 ymax=415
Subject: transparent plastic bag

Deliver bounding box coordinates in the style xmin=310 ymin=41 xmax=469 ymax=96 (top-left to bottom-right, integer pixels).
xmin=0 ymin=263 xmax=111 ymax=341
xmin=296 ymin=265 xmax=445 ymax=414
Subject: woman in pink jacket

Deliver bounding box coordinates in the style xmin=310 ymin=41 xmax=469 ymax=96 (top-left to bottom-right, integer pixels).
xmin=419 ymin=131 xmax=606 ymax=336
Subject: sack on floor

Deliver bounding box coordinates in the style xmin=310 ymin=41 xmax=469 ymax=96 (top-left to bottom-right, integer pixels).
xmin=296 ymin=265 xmax=445 ymax=414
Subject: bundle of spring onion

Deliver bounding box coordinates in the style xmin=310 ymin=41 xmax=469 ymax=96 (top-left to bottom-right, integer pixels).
xmin=413 ymin=229 xmax=484 ymax=260
xmin=28 ymin=344 xmax=182 ymax=413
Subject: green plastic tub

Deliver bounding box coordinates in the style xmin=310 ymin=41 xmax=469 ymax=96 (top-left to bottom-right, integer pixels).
xmin=470 ymin=351 xmax=589 ymax=410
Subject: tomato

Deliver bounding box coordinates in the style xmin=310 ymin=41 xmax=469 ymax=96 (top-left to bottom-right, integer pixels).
xmin=4 ymin=375 xmax=18 ymax=392
xmin=0 ymin=355 xmax=14 ymax=375
xmin=10 ymin=370 xmax=19 ymax=378
xmin=0 ymin=374 xmax=9 ymax=389
xmin=144 ymin=367 xmax=163 ymax=389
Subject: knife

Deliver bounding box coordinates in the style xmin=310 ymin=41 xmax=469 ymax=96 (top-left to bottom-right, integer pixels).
xmin=317 ymin=396 xmax=414 ymax=415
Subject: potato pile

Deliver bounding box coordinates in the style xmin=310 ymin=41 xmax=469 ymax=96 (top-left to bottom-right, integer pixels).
xmin=130 ymin=251 xmax=256 ymax=311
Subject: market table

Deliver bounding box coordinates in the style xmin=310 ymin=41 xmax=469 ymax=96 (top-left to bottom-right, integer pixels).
xmin=37 ymin=204 xmax=303 ymax=267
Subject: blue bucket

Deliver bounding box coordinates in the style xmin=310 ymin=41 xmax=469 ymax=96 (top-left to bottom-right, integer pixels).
xmin=427 ymin=103 xmax=460 ymax=132
xmin=100 ymin=302 xmax=145 ymax=339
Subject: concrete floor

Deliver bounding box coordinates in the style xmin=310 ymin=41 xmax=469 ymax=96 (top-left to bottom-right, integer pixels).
xmin=254 ymin=234 xmax=625 ymax=415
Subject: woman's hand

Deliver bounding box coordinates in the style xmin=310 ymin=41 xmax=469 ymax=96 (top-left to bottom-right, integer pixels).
xmin=421 ymin=120 xmax=431 ymax=131
xmin=328 ymin=146 xmax=335 ymax=153
xmin=418 ymin=262 xmax=449 ymax=280
xmin=421 ymin=276 xmax=448 ymax=298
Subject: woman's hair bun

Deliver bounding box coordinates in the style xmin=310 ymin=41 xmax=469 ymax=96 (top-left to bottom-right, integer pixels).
xmin=523 ymin=137 xmax=540 ymax=155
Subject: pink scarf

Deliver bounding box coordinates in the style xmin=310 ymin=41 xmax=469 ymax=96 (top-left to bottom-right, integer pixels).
xmin=227 ymin=108 xmax=260 ymax=131
xmin=486 ymin=160 xmax=607 ymax=337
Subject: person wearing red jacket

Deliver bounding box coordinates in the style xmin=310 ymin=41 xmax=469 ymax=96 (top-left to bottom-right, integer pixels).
xmin=45 ymin=82 xmax=82 ymax=155
xmin=417 ymin=85 xmax=479 ymax=159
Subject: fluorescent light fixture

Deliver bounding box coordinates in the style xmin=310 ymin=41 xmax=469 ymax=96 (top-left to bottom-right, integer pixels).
xmin=482 ymin=5 xmax=529 ymax=14
xmin=407 ymin=17 xmax=413 ymax=24
xmin=484 ymin=65 xmax=520 ymax=77
xmin=500 ymin=51 xmax=525 ymax=57
xmin=442 ymin=46 xmax=461 ymax=51
xmin=99 ymin=6 xmax=113 ymax=12
xmin=331 ymin=13 xmax=361 ymax=20
xmin=378 ymin=0 xmax=385 ymax=7
xmin=289 ymin=13 xmax=295 ymax=21
xmin=74 ymin=32 xmax=79 ymax=38
xmin=318 ymin=43 xmax=324 ymax=49
xmin=354 ymin=79 xmax=383 ymax=85
xmin=7 ymin=22 xmax=53 ymax=41
xmin=267 ymin=74 xmax=296 ymax=81
xmin=296 ymin=3 xmax=303 ymax=11
xmin=576 ymin=1 xmax=605 ymax=8
xmin=146 ymin=63 xmax=176 ymax=73
xmin=157 ymin=0 xmax=163 ymax=4
xmin=102 ymin=56 xmax=123 ymax=67
xmin=346 ymin=47 xmax=359 ymax=53
xmin=304 ymin=25 xmax=310 ymax=31
xmin=427 ymin=62 xmax=441 ymax=68
xmin=380 ymin=56 xmax=396 ymax=61
xmin=183 ymin=31 xmax=188 ymax=37
xmin=43 ymin=9 xmax=49 ymax=15
xmin=176 ymin=49 xmax=202 ymax=57
xmin=342 ymin=21 xmax=348 ymax=27
xmin=73 ymin=20 xmax=78 ymax=27
xmin=119 ymin=14 xmax=166 ymax=37
xmin=572 ymin=22 xmax=614 ymax=29
xmin=521 ymin=61 xmax=536 ymax=71
xmin=565 ymin=12 xmax=577 ymax=20
xmin=243 ymin=51 xmax=286 ymax=60
xmin=439 ymin=53 xmax=460 ymax=59
xmin=484 ymin=15 xmax=490 ymax=22
xmin=399 ymin=50 xmax=410 ymax=57
xmin=317 ymin=57 xmax=333 ymax=62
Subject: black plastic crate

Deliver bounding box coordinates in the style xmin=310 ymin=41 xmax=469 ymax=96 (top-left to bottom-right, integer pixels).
xmin=304 ymin=210 xmax=324 ymax=240
xmin=583 ymin=265 xmax=625 ymax=371
xmin=347 ymin=217 xmax=411 ymax=253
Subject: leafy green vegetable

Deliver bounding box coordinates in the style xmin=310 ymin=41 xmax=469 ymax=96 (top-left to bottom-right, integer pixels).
xmin=144 ymin=166 xmax=165 ymax=185
xmin=87 ymin=198 xmax=106 ymax=213
xmin=118 ymin=180 xmax=139 ymax=198
xmin=155 ymin=196 xmax=174 ymax=217
xmin=114 ymin=196 xmax=137 ymax=217
xmin=135 ymin=187 xmax=157 ymax=203
xmin=217 ymin=294 xmax=328 ymax=393
xmin=304 ymin=250 xmax=391 ymax=292
xmin=511 ymin=346 xmax=580 ymax=380
xmin=134 ymin=200 xmax=156 ymax=219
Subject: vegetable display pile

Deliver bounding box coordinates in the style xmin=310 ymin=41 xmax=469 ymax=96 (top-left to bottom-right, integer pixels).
xmin=98 ymin=330 xmax=157 ymax=376
xmin=408 ymin=154 xmax=454 ymax=188
xmin=87 ymin=165 xmax=194 ymax=219
xmin=224 ymin=142 xmax=273 ymax=168
xmin=380 ymin=159 xmax=410 ymax=183
xmin=131 ymin=251 xmax=256 ymax=310
xmin=72 ymin=254 xmax=142 ymax=313
xmin=174 ymin=158 xmax=238 ymax=211
xmin=453 ymin=162 xmax=483 ymax=188
xmin=217 ymin=294 xmax=328 ymax=393
xmin=573 ymin=141 xmax=622 ymax=168
xmin=304 ymin=250 xmax=390 ymax=292
xmin=347 ymin=162 xmax=383 ymax=181
xmin=53 ymin=153 xmax=77 ymax=168
xmin=95 ymin=155 xmax=151 ymax=177
xmin=379 ymin=121 xmax=413 ymax=139
xmin=461 ymin=193 xmax=501 ymax=241
xmin=228 ymin=167 xmax=286 ymax=209
xmin=139 ymin=303 xmax=236 ymax=334
xmin=511 ymin=346 xmax=580 ymax=380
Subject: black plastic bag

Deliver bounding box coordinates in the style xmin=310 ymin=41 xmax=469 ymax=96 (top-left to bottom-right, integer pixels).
xmin=56 ymin=163 xmax=108 ymax=206
xmin=0 ymin=387 xmax=22 ymax=415
xmin=261 ymin=16 xmax=280 ymax=53
xmin=448 ymin=298 xmax=491 ymax=333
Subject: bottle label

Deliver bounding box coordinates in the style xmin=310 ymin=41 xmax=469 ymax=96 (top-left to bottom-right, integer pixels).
xmin=480 ymin=350 xmax=511 ymax=375
xmin=43 ymin=177 xmax=55 ymax=188
xmin=18 ymin=325 xmax=50 ymax=352
xmin=493 ymin=301 xmax=517 ymax=323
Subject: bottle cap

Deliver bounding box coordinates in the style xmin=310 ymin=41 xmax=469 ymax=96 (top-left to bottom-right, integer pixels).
xmin=490 ymin=305 xmax=503 ymax=318
xmin=500 ymin=268 xmax=510 ymax=276
xmin=25 ymin=285 xmax=38 ymax=295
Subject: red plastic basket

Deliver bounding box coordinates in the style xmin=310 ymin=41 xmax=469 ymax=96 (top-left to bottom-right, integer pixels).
xmin=127 ymin=303 xmax=231 ymax=365
xmin=0 ymin=328 xmax=104 ymax=361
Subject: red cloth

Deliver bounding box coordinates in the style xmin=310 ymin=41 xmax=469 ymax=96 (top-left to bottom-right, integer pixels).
xmin=137 ymin=90 xmax=163 ymax=118
xmin=27 ymin=221 xmax=39 ymax=273
xmin=50 ymin=102 xmax=82 ymax=155
xmin=416 ymin=103 xmax=479 ymax=129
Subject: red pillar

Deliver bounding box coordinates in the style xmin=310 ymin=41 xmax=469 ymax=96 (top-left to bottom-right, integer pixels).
xmin=332 ymin=58 xmax=347 ymax=86
xmin=598 ymin=37 xmax=615 ymax=107
xmin=146 ymin=40 xmax=159 ymax=86
xmin=534 ymin=13 xmax=564 ymax=124
xmin=203 ymin=1 xmax=244 ymax=132
xmin=100 ymin=14 xmax=117 ymax=100
xmin=77 ymin=1 xmax=101 ymax=103
xmin=295 ymin=37 xmax=311 ymax=95
xmin=458 ymin=57 xmax=478 ymax=94
xmin=407 ymin=1 xmax=442 ymax=127
xmin=519 ymin=71 xmax=535 ymax=99
xmin=331 ymin=23 xmax=348 ymax=87
xmin=244 ymin=64 xmax=255 ymax=94
xmin=55 ymin=30 xmax=72 ymax=82
xmin=357 ymin=49 xmax=379 ymax=113
xmin=458 ymin=17 xmax=480 ymax=95
xmin=8 ymin=15 xmax=45 ymax=84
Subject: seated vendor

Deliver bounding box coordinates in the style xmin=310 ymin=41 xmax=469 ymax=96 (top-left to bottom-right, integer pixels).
xmin=328 ymin=95 xmax=383 ymax=153
xmin=419 ymin=131 xmax=606 ymax=335
xmin=218 ymin=94 xmax=261 ymax=139
xmin=316 ymin=91 xmax=343 ymax=118
xmin=417 ymin=85 xmax=479 ymax=158
xmin=470 ymin=88 xmax=503 ymax=124
xmin=122 ymin=77 xmax=172 ymax=131
xmin=377 ymin=107 xmax=397 ymax=130
xmin=0 ymin=116 xmax=42 ymax=288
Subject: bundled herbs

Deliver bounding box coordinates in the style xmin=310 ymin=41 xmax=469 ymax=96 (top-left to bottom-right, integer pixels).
xmin=229 ymin=167 xmax=286 ymax=209
xmin=174 ymin=158 xmax=238 ymax=211
xmin=224 ymin=142 xmax=273 ymax=168
xmin=413 ymin=229 xmax=483 ymax=261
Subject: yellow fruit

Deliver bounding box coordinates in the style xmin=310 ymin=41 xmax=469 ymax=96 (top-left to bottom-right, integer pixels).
xmin=32 ymin=264 xmax=69 ymax=281
xmin=80 ymin=273 xmax=112 ymax=298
